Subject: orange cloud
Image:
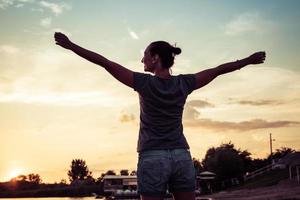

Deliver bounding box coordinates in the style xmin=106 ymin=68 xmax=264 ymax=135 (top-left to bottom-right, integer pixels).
xmin=184 ymin=99 xmax=299 ymax=131
xmin=184 ymin=118 xmax=299 ymax=132
xmin=187 ymin=100 xmax=215 ymax=108
xmin=184 ymin=99 xmax=214 ymax=120
xmin=228 ymin=98 xmax=284 ymax=106
xmin=119 ymin=113 xmax=135 ymax=123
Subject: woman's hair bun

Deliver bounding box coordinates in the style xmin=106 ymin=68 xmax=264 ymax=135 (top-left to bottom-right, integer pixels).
xmin=172 ymin=47 xmax=181 ymax=55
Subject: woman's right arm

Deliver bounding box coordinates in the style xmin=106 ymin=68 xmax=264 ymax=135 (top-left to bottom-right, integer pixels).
xmin=54 ymin=32 xmax=133 ymax=88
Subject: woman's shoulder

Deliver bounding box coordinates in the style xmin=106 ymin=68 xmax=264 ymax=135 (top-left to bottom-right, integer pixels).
xmin=175 ymin=74 xmax=195 ymax=82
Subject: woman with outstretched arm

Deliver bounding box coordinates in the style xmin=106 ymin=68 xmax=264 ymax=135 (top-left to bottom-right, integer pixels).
xmin=54 ymin=32 xmax=265 ymax=200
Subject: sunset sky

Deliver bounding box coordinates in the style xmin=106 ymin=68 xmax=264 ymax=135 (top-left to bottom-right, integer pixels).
xmin=0 ymin=0 xmax=300 ymax=183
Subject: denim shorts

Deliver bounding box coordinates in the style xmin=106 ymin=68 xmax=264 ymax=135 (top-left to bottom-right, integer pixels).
xmin=137 ymin=148 xmax=196 ymax=197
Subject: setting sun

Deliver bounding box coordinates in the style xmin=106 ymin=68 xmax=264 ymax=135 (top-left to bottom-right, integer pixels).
xmin=7 ymin=168 xmax=22 ymax=181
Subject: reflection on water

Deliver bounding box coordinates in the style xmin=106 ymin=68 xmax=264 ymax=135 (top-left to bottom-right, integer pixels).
xmin=0 ymin=198 xmax=103 ymax=200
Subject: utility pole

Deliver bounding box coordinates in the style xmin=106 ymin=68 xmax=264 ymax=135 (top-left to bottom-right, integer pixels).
xmin=270 ymin=133 xmax=273 ymax=156
xmin=270 ymin=133 xmax=275 ymax=162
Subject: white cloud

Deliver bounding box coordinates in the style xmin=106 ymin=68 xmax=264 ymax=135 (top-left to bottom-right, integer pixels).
xmin=0 ymin=0 xmax=34 ymax=9
xmin=18 ymin=0 xmax=34 ymax=2
xmin=40 ymin=17 xmax=51 ymax=28
xmin=0 ymin=91 xmax=119 ymax=106
xmin=51 ymin=28 xmax=71 ymax=36
xmin=31 ymin=7 xmax=43 ymax=12
xmin=0 ymin=45 xmax=20 ymax=54
xmin=39 ymin=1 xmax=71 ymax=16
xmin=0 ymin=0 xmax=14 ymax=9
xmin=0 ymin=0 xmax=71 ymax=16
xmin=251 ymin=133 xmax=266 ymax=142
xmin=0 ymin=47 xmax=135 ymax=107
xmin=173 ymin=57 xmax=193 ymax=74
xmin=224 ymin=12 xmax=273 ymax=36
xmin=23 ymin=27 xmax=71 ymax=37
xmin=127 ymin=28 xmax=139 ymax=40
xmin=15 ymin=3 xmax=23 ymax=7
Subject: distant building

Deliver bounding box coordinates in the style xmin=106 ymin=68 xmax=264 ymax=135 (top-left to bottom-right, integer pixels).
xmin=102 ymin=175 xmax=137 ymax=195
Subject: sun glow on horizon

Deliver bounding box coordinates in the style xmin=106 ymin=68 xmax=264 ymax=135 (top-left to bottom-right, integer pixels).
xmin=7 ymin=168 xmax=23 ymax=181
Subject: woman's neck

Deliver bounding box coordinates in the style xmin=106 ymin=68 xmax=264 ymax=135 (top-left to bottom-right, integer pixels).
xmin=154 ymin=67 xmax=171 ymax=79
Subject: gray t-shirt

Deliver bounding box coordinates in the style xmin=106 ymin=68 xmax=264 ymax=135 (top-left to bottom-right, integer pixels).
xmin=133 ymin=72 xmax=196 ymax=152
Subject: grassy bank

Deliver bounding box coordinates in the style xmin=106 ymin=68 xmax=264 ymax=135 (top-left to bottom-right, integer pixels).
xmin=230 ymin=168 xmax=289 ymax=191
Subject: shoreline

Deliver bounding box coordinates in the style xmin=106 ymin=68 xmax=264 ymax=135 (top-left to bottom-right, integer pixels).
xmin=0 ymin=185 xmax=102 ymax=199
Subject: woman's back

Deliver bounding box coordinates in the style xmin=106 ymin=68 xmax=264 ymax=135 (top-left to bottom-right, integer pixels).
xmin=133 ymin=72 xmax=195 ymax=152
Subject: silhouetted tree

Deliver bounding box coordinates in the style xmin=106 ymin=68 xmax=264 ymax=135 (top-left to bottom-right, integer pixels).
xmin=130 ymin=170 xmax=137 ymax=176
xmin=96 ymin=176 xmax=103 ymax=184
xmin=85 ymin=174 xmax=96 ymax=185
xmin=9 ymin=175 xmax=27 ymax=190
xmin=68 ymin=159 xmax=92 ymax=183
xmin=249 ymin=158 xmax=269 ymax=172
xmin=120 ymin=169 xmax=129 ymax=176
xmin=202 ymin=142 xmax=251 ymax=183
xmin=9 ymin=173 xmax=42 ymax=190
xmin=268 ymin=147 xmax=296 ymax=161
xmin=28 ymin=173 xmax=42 ymax=184
xmin=100 ymin=173 xmax=106 ymax=178
xmin=239 ymin=150 xmax=252 ymax=173
xmin=193 ymin=158 xmax=203 ymax=175
xmin=59 ymin=179 xmax=67 ymax=185
xmin=10 ymin=175 xmax=27 ymax=182
xmin=105 ymin=170 xmax=116 ymax=175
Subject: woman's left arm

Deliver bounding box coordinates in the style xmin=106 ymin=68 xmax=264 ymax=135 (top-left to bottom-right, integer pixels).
xmin=194 ymin=51 xmax=266 ymax=90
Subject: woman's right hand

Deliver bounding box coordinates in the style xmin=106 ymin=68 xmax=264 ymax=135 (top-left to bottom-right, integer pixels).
xmin=54 ymin=32 xmax=73 ymax=50
xmin=247 ymin=51 xmax=266 ymax=65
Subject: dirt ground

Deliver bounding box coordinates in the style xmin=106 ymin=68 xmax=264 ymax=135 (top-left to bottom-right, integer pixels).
xmin=201 ymin=179 xmax=300 ymax=200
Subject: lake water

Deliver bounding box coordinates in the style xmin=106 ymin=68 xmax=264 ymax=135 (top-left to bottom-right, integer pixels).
xmin=0 ymin=198 xmax=102 ymax=200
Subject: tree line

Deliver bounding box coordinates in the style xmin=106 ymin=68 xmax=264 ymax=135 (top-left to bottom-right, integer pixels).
xmin=193 ymin=142 xmax=295 ymax=189
xmin=67 ymin=142 xmax=295 ymax=186
xmin=0 ymin=142 xmax=296 ymax=196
